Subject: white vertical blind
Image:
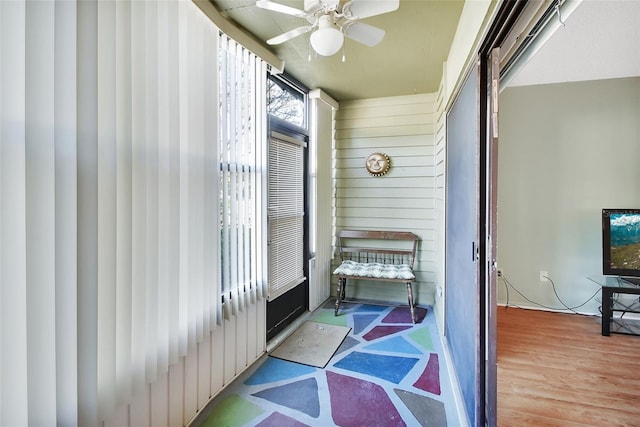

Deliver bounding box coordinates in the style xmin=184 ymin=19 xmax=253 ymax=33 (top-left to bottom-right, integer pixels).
xmin=219 ymin=34 xmax=269 ymax=318
xmin=268 ymin=132 xmax=306 ymax=301
xmin=54 ymin=1 xmax=79 ymax=423
xmin=0 ymin=0 xmax=237 ymax=424
xmin=1 ymin=1 xmax=35 ymax=425
xmin=25 ymin=1 xmax=57 ymax=424
xmin=114 ymin=0 xmax=134 ymax=409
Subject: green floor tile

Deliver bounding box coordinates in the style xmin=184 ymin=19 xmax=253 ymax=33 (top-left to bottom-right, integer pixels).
xmin=201 ymin=394 xmax=264 ymax=427
xmin=312 ymin=310 xmax=348 ymax=327
xmin=408 ymin=326 xmax=434 ymax=351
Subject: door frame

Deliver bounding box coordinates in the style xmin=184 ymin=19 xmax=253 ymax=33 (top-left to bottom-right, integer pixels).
xmin=265 ymin=118 xmax=310 ymax=341
xmin=442 ymin=1 xmax=532 ymax=424
xmin=265 ymin=73 xmax=311 ymax=342
xmin=476 ymin=1 xmax=562 ymax=424
xmin=444 ymin=59 xmax=482 ymax=427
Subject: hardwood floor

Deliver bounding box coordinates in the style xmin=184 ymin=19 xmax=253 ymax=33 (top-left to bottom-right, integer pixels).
xmin=497 ymin=306 xmax=640 ymax=427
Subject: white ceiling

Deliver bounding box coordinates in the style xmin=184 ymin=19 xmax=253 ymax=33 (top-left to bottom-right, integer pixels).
xmin=508 ymin=0 xmax=640 ymax=87
xmin=211 ymin=1 xmax=639 ymax=98
xmin=211 ymin=0 xmax=464 ymax=101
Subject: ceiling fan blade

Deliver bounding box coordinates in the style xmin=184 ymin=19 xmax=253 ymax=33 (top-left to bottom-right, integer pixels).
xmin=267 ymin=25 xmax=314 ymax=45
xmin=344 ymin=21 xmax=385 ymax=47
xmin=343 ymin=0 xmax=399 ymax=19
xmin=256 ymin=0 xmax=308 ymax=18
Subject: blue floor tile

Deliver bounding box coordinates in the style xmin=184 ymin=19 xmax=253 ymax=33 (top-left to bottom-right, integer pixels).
xmin=364 ymin=335 xmax=423 ymax=355
xmin=244 ymin=357 xmax=317 ymax=385
xmin=333 ymin=351 xmax=419 ymax=384
xmin=252 ymin=377 xmax=320 ymax=418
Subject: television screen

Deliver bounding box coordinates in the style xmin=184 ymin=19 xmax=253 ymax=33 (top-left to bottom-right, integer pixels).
xmin=602 ymin=209 xmax=640 ymax=279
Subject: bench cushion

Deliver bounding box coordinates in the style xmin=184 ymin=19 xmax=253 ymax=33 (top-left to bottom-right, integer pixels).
xmin=333 ymin=260 xmax=415 ymax=280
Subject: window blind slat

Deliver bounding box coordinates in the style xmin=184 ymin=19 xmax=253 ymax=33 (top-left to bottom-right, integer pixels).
xmin=268 ymin=136 xmax=305 ymax=301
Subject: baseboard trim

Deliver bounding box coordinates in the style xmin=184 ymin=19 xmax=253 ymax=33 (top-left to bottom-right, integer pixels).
xmin=497 ymin=302 xmax=599 ymax=317
xmin=440 ymin=336 xmax=471 ymax=427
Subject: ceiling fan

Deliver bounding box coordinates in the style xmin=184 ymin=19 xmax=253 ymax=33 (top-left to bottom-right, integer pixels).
xmin=256 ymin=0 xmax=399 ymax=57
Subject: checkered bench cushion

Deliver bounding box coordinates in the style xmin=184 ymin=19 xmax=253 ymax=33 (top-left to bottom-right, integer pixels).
xmin=333 ymin=260 xmax=415 ymax=281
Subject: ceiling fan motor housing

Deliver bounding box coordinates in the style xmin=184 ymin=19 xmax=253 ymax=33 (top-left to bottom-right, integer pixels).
xmin=304 ymin=0 xmax=339 ymax=13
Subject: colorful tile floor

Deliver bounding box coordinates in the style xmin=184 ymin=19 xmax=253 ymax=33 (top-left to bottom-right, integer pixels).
xmin=198 ymin=300 xmax=458 ymax=426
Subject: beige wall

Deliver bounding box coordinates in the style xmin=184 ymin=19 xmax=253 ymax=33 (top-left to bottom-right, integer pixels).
xmin=333 ymin=93 xmax=437 ymax=305
xmin=497 ymin=77 xmax=640 ymax=312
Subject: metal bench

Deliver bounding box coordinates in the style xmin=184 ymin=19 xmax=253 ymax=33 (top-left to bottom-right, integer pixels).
xmin=332 ymin=229 xmax=419 ymax=323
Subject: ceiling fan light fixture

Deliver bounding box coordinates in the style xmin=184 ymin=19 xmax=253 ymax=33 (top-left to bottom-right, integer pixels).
xmin=310 ymin=15 xmax=344 ymax=56
xmin=258 ymin=0 xmax=398 ymax=56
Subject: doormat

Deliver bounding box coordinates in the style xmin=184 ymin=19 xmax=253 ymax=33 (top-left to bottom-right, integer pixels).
xmin=270 ymin=321 xmax=352 ymax=368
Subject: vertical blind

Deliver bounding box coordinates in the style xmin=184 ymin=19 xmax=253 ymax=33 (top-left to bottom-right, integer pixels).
xmin=0 ymin=1 xmax=267 ymax=425
xmin=1 ymin=1 xmax=77 ymax=424
xmin=219 ymin=34 xmax=268 ymax=317
xmin=268 ymin=132 xmax=306 ymax=301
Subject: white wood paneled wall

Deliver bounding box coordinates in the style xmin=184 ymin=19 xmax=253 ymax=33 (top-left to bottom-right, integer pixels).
xmin=433 ymin=75 xmax=448 ymax=333
xmin=333 ymin=94 xmax=437 ymax=305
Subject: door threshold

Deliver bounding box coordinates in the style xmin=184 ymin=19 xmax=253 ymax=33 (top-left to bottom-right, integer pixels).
xmin=266 ymin=309 xmax=313 ymax=353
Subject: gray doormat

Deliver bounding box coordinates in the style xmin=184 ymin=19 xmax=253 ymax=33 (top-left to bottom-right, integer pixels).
xmin=270 ymin=321 xmax=352 ymax=368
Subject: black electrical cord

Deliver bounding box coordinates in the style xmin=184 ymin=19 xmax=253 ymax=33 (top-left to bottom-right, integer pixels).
xmin=503 ymin=272 xmax=510 ymax=307
xmin=498 ymin=273 xmax=600 ymax=315
xmin=545 ymin=275 xmax=600 ymax=313
xmin=500 ymin=272 xmax=522 ymax=309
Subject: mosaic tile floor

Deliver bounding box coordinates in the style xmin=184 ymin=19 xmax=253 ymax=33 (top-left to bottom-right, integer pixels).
xmin=198 ymin=300 xmax=458 ymax=427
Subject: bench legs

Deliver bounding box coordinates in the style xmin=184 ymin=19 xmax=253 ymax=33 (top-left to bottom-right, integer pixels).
xmin=335 ymin=277 xmax=416 ymax=324
xmin=335 ymin=277 xmax=347 ymax=317
xmin=407 ymin=282 xmax=416 ymax=324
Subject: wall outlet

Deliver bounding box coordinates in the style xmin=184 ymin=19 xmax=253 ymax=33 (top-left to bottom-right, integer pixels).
xmin=539 ymin=271 xmax=548 ymax=282
xmin=497 ymin=269 xmax=504 ymax=277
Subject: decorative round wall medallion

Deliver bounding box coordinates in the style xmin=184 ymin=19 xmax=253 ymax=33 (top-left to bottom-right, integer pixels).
xmin=365 ymin=152 xmax=391 ymax=176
